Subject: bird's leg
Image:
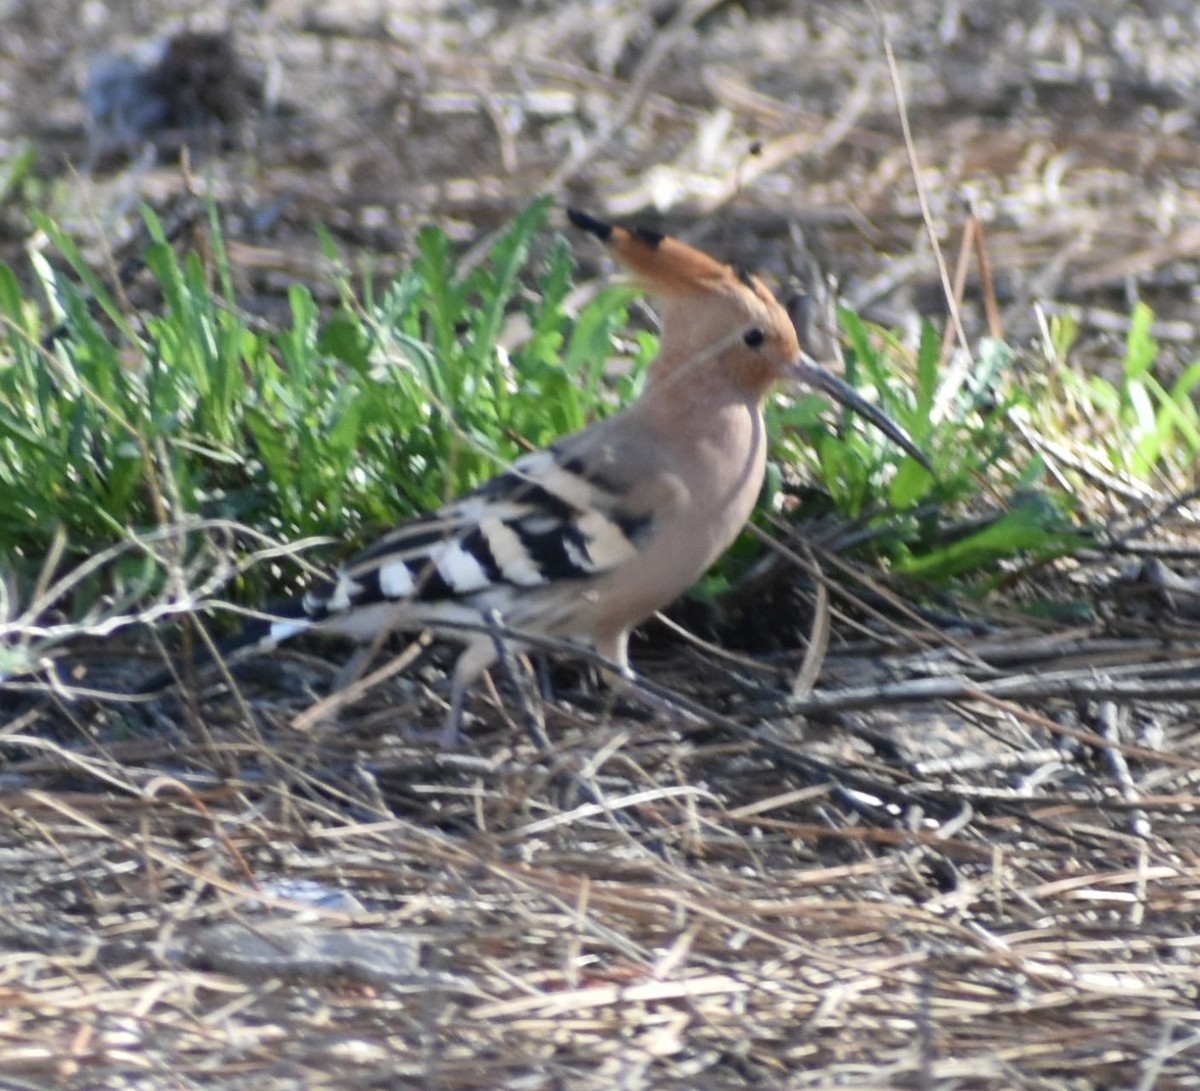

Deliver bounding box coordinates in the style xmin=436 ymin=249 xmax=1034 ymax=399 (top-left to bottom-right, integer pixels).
xmin=437 ymin=674 xmax=469 ymax=748
xmin=423 ymin=636 xmax=499 ymax=748
xmin=482 ymin=608 xmax=551 ymax=753
xmin=585 ymin=627 xmax=700 ymax=726
xmin=331 ymin=646 xmax=374 ymax=693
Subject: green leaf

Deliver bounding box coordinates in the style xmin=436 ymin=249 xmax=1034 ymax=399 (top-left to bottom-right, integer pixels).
xmin=838 ymin=306 xmax=876 ymax=374
xmin=30 ymin=212 xmax=139 ymax=346
xmin=914 ymin=320 xmax=939 ymax=433
xmin=0 ymin=263 xmax=25 ymax=322
xmin=1123 ymin=302 xmax=1158 ymax=381
xmin=321 ymin=313 xmax=372 ymax=374
xmin=897 ymin=496 xmax=1083 ymax=580
xmin=0 ymin=141 xmax=36 ymax=203
xmin=888 ymin=458 xmax=934 ymax=508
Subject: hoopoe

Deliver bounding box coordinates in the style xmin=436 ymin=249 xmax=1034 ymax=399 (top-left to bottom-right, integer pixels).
xmin=155 ymin=210 xmax=928 ymax=742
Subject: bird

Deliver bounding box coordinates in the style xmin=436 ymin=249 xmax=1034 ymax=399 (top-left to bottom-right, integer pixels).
xmin=149 ymin=209 xmax=929 ymax=743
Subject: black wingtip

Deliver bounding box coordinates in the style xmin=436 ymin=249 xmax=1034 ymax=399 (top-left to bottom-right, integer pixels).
xmin=567 ymin=208 xmax=613 ymax=241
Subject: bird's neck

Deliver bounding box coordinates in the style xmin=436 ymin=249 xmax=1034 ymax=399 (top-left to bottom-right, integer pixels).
xmin=635 ymin=362 xmax=769 ymax=486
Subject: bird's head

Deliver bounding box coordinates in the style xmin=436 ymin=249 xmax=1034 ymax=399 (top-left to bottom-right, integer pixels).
xmin=567 ymin=209 xmax=931 ymax=470
xmin=567 ymin=208 xmax=800 ymax=395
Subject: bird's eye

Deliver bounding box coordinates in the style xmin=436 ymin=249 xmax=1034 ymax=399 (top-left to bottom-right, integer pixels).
xmin=743 ymin=327 xmax=765 ymax=348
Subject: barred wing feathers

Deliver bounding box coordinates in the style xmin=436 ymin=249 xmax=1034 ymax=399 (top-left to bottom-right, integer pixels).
xmin=291 ymin=436 xmax=660 ymax=644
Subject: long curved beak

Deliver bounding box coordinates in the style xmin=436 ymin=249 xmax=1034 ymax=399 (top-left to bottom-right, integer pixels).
xmin=788 ymin=353 xmax=933 ymax=474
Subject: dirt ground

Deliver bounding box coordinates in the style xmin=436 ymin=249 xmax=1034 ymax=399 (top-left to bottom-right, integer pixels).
xmin=2 ymin=1 xmax=1200 ymax=1088
xmin=6 ymin=0 xmax=1200 ymax=353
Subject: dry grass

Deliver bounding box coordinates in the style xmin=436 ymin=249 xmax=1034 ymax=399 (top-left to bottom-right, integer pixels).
xmin=4 ymin=1 xmax=1200 ymax=1087
xmin=4 ymin=507 xmax=1200 ymax=1087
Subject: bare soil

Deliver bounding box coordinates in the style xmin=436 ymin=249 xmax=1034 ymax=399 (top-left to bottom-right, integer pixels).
xmin=2 ymin=2 xmax=1200 ymax=1088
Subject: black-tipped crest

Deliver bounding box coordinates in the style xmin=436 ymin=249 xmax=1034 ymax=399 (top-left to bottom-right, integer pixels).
xmin=569 ymin=208 xmax=665 ymax=250
xmin=567 ymin=208 xmax=612 ymax=241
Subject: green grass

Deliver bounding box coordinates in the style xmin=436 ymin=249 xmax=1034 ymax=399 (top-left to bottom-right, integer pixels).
xmin=1044 ymin=303 xmax=1200 ymax=480
xmin=0 ymin=199 xmax=645 ymax=590
xmin=2 ymin=198 xmax=1193 ymax=659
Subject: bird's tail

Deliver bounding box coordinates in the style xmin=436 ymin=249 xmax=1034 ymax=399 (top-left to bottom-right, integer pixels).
xmin=135 ymin=595 xmax=316 ymax=695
